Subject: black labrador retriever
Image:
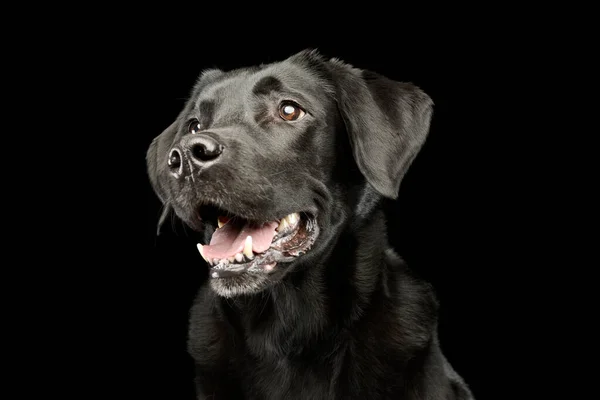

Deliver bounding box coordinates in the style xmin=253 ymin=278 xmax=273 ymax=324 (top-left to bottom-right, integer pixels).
xmin=146 ymin=49 xmax=474 ymax=399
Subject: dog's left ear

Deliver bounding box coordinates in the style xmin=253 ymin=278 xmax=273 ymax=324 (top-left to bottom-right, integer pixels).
xmin=328 ymin=60 xmax=434 ymax=199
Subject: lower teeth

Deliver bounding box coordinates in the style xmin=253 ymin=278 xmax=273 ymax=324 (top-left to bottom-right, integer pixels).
xmin=213 ymin=253 xmax=253 ymax=266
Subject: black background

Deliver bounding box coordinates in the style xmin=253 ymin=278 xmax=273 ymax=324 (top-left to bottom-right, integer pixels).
xmin=51 ymin=18 xmax=550 ymax=399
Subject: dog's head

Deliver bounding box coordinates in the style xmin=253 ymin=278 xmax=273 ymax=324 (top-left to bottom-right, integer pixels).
xmin=147 ymin=50 xmax=433 ymax=297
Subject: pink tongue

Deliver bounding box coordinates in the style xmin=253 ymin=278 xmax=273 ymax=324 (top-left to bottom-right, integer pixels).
xmin=202 ymin=220 xmax=279 ymax=259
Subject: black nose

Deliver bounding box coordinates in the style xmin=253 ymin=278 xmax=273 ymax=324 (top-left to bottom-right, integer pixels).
xmin=185 ymin=134 xmax=224 ymax=165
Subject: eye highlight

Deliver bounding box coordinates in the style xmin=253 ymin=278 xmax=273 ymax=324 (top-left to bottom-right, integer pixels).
xmin=278 ymin=101 xmax=306 ymax=121
xmin=188 ymin=120 xmax=201 ymax=134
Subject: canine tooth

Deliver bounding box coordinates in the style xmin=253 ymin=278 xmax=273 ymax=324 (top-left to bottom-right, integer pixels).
xmin=287 ymin=213 xmax=299 ymax=225
xmin=278 ymin=218 xmax=288 ymax=232
xmin=243 ymin=236 xmax=254 ymax=259
xmin=235 ymin=253 xmax=244 ymax=262
xmin=228 ymin=256 xmax=235 ymax=263
xmin=197 ymin=244 xmax=210 ymax=263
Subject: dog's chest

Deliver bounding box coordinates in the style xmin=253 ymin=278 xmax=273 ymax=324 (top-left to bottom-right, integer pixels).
xmin=232 ymin=330 xmax=419 ymax=400
xmin=240 ymin=355 xmax=336 ymax=399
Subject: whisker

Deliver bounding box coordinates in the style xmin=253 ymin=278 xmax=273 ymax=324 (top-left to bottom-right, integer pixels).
xmin=265 ymin=169 xmax=292 ymax=178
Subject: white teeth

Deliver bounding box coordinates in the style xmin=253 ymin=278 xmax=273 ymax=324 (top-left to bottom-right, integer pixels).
xmin=287 ymin=213 xmax=299 ymax=225
xmin=243 ymin=236 xmax=254 ymax=259
xmin=197 ymin=244 xmax=211 ymax=264
xmin=212 ymin=272 xmax=219 ymax=278
xmin=218 ymin=217 xmax=225 ymax=228
xmin=212 ymin=258 xmax=229 ymax=266
xmin=278 ymin=213 xmax=300 ymax=232
xmin=278 ymin=218 xmax=288 ymax=232
xmin=205 ymin=251 xmax=246 ymax=267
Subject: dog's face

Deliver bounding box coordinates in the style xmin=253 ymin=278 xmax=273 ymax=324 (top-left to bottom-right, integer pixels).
xmin=147 ymin=50 xmax=433 ymax=297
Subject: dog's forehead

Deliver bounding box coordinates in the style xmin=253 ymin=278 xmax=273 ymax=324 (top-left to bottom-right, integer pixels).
xmin=196 ymin=60 xmax=329 ymax=105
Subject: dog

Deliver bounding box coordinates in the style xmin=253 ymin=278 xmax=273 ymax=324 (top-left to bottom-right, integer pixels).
xmin=146 ymin=49 xmax=474 ymax=399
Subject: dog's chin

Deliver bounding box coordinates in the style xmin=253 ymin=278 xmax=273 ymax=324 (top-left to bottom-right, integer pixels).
xmin=209 ymin=271 xmax=272 ymax=298
xmin=187 ymin=203 xmax=320 ymax=297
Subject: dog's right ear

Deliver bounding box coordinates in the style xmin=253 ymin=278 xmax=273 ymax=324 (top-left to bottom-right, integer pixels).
xmin=146 ymin=120 xmax=179 ymax=234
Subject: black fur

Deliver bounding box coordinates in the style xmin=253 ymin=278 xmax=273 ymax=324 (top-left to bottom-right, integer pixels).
xmin=146 ymin=49 xmax=474 ymax=399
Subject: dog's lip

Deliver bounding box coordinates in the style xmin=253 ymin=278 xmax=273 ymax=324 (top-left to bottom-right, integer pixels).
xmin=195 ymin=203 xmax=291 ymax=228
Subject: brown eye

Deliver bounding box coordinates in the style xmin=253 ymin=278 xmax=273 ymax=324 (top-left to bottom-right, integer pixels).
xmin=278 ymin=101 xmax=305 ymax=121
xmin=188 ymin=120 xmax=201 ymax=134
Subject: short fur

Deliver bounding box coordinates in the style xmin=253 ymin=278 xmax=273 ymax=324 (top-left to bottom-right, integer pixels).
xmin=146 ymin=49 xmax=474 ymax=399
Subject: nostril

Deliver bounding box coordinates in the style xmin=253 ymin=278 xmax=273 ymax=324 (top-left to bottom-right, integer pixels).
xmin=191 ymin=142 xmax=224 ymax=162
xmin=167 ymin=148 xmax=182 ymax=170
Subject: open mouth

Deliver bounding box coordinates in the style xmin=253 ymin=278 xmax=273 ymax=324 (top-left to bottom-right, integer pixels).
xmin=195 ymin=206 xmax=319 ymax=278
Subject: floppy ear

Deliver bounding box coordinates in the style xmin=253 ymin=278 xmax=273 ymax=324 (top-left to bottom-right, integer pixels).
xmin=328 ymin=60 xmax=434 ymax=199
xmin=146 ymin=121 xmax=179 ymax=234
